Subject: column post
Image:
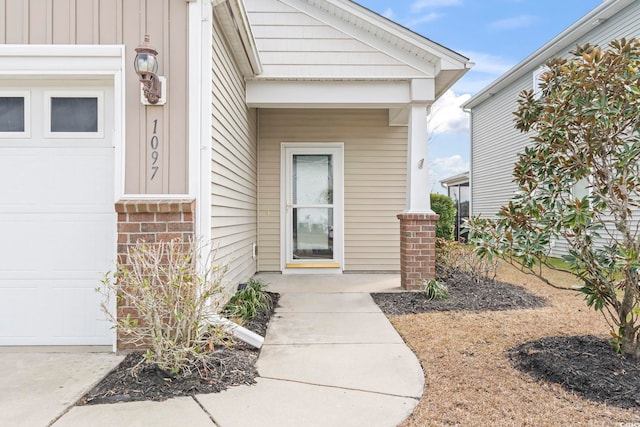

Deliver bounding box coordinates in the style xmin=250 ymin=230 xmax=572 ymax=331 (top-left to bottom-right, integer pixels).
xmin=405 ymin=103 xmax=432 ymax=213
xmin=398 ymin=98 xmax=438 ymax=289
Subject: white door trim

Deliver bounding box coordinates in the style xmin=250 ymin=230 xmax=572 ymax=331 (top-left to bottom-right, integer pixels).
xmin=280 ymin=143 xmax=344 ymax=274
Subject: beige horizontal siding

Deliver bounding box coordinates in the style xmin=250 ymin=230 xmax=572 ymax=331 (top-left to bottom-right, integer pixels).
xmin=257 ymin=109 xmax=406 ymax=272
xmin=210 ymin=15 xmax=258 ymax=292
xmin=244 ymin=0 xmax=422 ymax=79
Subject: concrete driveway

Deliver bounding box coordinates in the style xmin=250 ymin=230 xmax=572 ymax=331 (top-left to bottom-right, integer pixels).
xmin=0 ymin=351 xmax=123 ymax=426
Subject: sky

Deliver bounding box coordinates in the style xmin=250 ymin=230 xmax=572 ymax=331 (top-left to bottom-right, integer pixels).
xmin=356 ymin=0 xmax=604 ymax=193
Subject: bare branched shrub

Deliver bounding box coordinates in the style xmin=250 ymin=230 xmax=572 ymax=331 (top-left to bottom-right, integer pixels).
xmin=436 ymin=238 xmax=498 ymax=283
xmin=98 ymin=238 xmax=229 ymax=376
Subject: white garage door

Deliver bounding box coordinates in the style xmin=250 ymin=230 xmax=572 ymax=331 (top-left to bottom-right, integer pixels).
xmin=0 ymin=81 xmax=115 ymax=346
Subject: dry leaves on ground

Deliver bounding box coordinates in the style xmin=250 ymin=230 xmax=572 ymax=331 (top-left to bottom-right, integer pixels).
xmin=391 ymin=263 xmax=640 ymax=427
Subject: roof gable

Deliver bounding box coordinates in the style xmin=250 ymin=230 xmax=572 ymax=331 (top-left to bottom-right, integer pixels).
xmin=245 ymin=0 xmax=471 ymax=97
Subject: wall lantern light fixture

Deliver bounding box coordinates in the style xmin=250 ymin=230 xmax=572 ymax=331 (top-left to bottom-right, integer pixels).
xmin=134 ymin=35 xmax=165 ymax=105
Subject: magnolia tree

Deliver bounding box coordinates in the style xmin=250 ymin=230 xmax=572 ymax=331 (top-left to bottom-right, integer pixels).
xmin=467 ymin=38 xmax=640 ymax=358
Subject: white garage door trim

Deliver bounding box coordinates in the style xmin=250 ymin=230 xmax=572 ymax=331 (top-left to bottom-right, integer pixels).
xmin=0 ymin=45 xmax=125 ymax=351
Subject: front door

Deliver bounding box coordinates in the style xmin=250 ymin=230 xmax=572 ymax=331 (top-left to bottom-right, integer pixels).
xmin=282 ymin=144 xmax=343 ymax=273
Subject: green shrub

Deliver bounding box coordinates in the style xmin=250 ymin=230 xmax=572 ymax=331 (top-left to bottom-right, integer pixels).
xmin=430 ymin=193 xmax=456 ymax=240
xmin=423 ymin=278 xmax=449 ymax=300
xmin=223 ymin=278 xmax=272 ymax=322
xmin=98 ymin=238 xmax=228 ymax=376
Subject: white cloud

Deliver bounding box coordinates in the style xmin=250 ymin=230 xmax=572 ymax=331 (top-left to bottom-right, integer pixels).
xmin=382 ymin=8 xmax=394 ymax=19
xmin=429 ymin=155 xmax=469 ymax=193
xmin=404 ymin=12 xmax=442 ymax=27
xmin=450 ymin=51 xmax=516 ymax=94
xmin=488 ymin=14 xmax=536 ymax=31
xmin=411 ymin=0 xmax=462 ymax=12
xmin=459 ymin=51 xmax=514 ymax=75
xmin=428 ymin=90 xmax=472 ymax=135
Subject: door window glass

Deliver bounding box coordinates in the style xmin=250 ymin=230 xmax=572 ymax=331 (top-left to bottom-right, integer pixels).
xmin=291 ymin=154 xmax=334 ymax=260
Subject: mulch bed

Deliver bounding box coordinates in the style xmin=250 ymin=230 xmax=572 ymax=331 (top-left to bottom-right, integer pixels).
xmin=78 ymin=292 xmax=279 ymax=405
xmin=371 ymin=272 xmax=546 ymax=315
xmin=509 ymin=335 xmax=640 ymax=409
xmin=81 ymin=274 xmax=640 ymax=411
xmin=372 ymin=272 xmax=640 ymax=410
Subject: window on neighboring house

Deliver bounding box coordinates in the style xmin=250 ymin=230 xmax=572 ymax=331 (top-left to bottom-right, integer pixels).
xmin=0 ymin=92 xmax=30 ymax=137
xmin=572 ymin=177 xmax=590 ymax=201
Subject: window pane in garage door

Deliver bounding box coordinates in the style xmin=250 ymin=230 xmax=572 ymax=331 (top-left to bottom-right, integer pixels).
xmin=50 ymin=97 xmax=98 ymax=132
xmin=0 ymin=97 xmax=24 ymax=132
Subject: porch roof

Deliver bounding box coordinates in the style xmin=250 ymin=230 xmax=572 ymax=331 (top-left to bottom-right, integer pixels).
xmin=244 ymin=0 xmax=472 ymax=108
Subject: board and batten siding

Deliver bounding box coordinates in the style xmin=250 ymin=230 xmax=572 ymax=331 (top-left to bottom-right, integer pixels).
xmin=257 ymin=109 xmax=407 ymax=272
xmin=471 ymin=0 xmax=640 ymax=254
xmin=0 ymin=0 xmax=189 ymax=195
xmin=210 ymin=15 xmax=258 ymax=291
xmin=244 ymin=0 xmax=424 ymax=79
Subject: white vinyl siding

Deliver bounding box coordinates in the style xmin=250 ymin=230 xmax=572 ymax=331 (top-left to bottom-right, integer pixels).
xmin=257 ymin=109 xmax=406 ymax=272
xmin=244 ymin=0 xmax=424 ymax=79
xmin=471 ymin=80 xmax=529 ymax=218
xmin=211 ymin=16 xmax=258 ymax=290
xmin=470 ymin=0 xmax=640 ymax=255
xmin=472 ymin=0 xmax=640 ymax=218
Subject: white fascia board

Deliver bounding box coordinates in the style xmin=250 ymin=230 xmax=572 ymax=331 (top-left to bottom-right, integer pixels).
xmin=322 ymin=0 xmax=469 ymax=66
xmin=246 ymin=80 xmax=412 ymax=108
xmin=213 ymin=0 xmax=262 ymax=77
xmin=411 ymin=78 xmax=435 ymax=103
xmin=463 ymin=0 xmax=634 ymax=110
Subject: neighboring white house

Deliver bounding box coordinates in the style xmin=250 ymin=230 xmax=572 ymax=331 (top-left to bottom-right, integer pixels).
xmin=0 ymin=0 xmax=471 ymax=349
xmin=463 ymin=0 xmax=639 ymax=221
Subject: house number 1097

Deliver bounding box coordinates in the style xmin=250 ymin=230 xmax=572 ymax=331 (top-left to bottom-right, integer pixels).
xmin=150 ymin=119 xmax=159 ymax=180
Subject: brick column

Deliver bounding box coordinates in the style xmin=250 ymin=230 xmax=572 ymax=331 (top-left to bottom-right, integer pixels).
xmin=115 ymin=199 xmax=196 ymax=260
xmin=397 ymin=212 xmax=439 ymax=290
xmin=114 ymin=199 xmax=196 ymax=350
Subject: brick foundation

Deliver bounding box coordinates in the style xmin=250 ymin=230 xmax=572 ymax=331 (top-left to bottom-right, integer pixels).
xmin=114 ymin=199 xmax=196 ymax=350
xmin=397 ymin=212 xmax=439 ymax=290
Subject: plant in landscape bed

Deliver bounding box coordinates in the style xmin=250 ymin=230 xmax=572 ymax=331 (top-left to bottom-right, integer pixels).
xmin=423 ymin=278 xmax=449 ymax=301
xmin=86 ymin=264 xmax=280 ymax=404
xmin=98 ymin=238 xmax=229 ymax=376
xmin=223 ymin=278 xmax=272 ymax=323
xmin=431 ymin=193 xmax=456 ymax=240
xmin=468 ymin=38 xmax=640 ymax=358
xmin=435 ymin=238 xmax=498 ymax=283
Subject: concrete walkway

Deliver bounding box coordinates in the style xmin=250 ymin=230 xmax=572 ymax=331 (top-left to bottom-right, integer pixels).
xmin=6 ymin=275 xmax=424 ymax=427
